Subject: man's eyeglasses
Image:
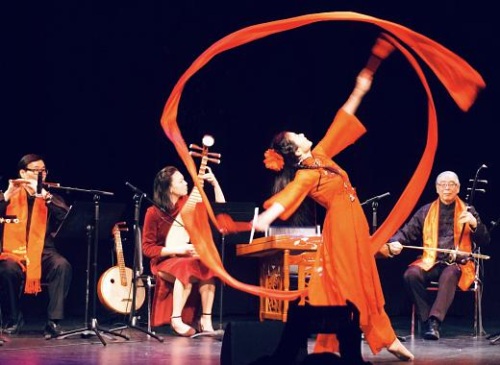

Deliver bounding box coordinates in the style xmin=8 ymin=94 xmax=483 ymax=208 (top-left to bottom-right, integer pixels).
xmin=26 ymin=168 xmax=48 ymax=174
xmin=437 ymin=182 xmax=457 ymax=189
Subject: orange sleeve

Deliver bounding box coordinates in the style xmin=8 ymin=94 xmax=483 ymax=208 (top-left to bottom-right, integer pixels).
xmin=314 ymin=109 xmax=367 ymax=158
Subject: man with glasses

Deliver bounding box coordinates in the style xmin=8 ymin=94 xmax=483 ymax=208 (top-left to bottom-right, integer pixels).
xmin=384 ymin=171 xmax=490 ymax=340
xmin=0 ymin=154 xmax=72 ymax=338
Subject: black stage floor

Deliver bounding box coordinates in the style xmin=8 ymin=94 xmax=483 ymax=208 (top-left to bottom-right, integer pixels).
xmin=2 ymin=314 xmax=500 ymax=364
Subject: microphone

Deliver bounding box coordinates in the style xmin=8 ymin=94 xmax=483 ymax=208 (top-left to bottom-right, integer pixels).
xmin=361 ymin=192 xmax=390 ymax=206
xmin=36 ymin=172 xmax=43 ymax=195
xmin=481 ymin=164 xmax=488 ymax=169
xmin=125 ymin=182 xmax=146 ymax=197
xmin=375 ymin=192 xmax=391 ymax=199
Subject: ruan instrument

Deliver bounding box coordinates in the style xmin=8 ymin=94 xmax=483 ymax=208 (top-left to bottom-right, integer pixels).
xmin=97 ymin=222 xmax=145 ymax=314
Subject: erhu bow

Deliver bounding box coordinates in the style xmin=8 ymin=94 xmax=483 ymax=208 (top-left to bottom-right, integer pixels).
xmin=401 ymin=245 xmax=490 ymax=261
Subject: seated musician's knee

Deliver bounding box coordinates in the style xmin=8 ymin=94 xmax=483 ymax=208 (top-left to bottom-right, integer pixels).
xmin=403 ymin=266 xmax=422 ymax=284
xmin=158 ymin=271 xmax=175 ymax=283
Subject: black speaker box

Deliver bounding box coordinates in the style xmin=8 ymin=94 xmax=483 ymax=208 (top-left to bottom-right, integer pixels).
xmin=220 ymin=321 xmax=285 ymax=365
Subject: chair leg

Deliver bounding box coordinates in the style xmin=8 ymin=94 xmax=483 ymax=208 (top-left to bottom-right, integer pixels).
xmin=145 ymin=275 xmax=155 ymax=334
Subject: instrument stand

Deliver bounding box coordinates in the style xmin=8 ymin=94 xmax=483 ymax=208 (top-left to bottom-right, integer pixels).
xmin=488 ymin=332 xmax=500 ymax=344
xmin=50 ymin=192 xmax=127 ymax=345
xmin=487 ymin=218 xmax=500 ymax=344
xmin=110 ymin=193 xmax=163 ymax=342
xmin=472 ymin=251 xmax=487 ymax=339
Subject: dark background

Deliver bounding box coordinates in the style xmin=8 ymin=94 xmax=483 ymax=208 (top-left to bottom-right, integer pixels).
xmin=2 ymin=1 xmax=499 ymax=325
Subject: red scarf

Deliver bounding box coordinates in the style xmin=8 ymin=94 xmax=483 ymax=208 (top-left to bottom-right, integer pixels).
xmin=1 ymin=188 xmax=48 ymax=294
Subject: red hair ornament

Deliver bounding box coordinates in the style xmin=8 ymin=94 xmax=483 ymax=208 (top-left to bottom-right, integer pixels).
xmin=263 ymin=149 xmax=285 ymax=172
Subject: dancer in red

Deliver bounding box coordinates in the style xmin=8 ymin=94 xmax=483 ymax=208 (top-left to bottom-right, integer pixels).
xmin=253 ymin=39 xmax=413 ymax=361
xmin=159 ymin=11 xmax=485 ymax=362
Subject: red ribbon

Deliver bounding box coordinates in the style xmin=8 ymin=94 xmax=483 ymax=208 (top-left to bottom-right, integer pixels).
xmin=159 ymin=12 xmax=485 ymax=299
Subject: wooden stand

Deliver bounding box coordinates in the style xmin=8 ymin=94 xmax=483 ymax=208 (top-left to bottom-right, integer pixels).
xmin=236 ymin=235 xmax=320 ymax=322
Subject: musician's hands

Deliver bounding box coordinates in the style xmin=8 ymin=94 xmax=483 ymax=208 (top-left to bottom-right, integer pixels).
xmin=252 ymin=218 xmax=269 ymax=233
xmin=173 ymin=243 xmax=198 ymax=257
xmin=200 ymin=166 xmax=219 ymax=187
xmin=3 ymin=179 xmax=30 ymax=201
xmin=455 ymin=253 xmax=472 ymax=265
xmin=458 ymin=210 xmax=477 ymax=229
xmin=25 ymin=178 xmax=38 ymax=195
xmin=388 ymin=241 xmax=403 ymax=255
xmin=252 ymin=203 xmax=285 ymax=232
xmin=9 ymin=177 xmax=52 ymax=200
xmin=380 ymin=241 xmax=403 ymax=258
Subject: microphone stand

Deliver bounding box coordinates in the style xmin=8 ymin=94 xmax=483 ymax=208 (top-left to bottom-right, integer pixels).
xmin=486 ymin=219 xmax=500 ymax=343
xmin=48 ymin=185 xmax=129 ymax=345
xmin=111 ymin=188 xmax=163 ymax=342
xmin=361 ymin=192 xmax=390 ymax=234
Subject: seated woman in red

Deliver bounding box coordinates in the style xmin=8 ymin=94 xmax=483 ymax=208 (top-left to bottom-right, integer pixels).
xmin=142 ymin=165 xmax=225 ymax=336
